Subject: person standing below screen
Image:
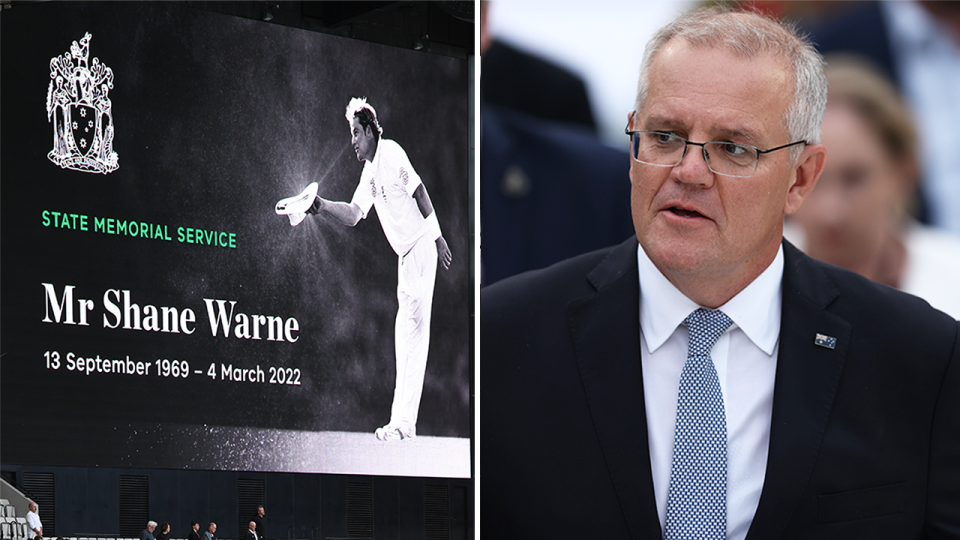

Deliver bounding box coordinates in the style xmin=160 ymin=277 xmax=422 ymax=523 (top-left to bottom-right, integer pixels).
xmin=154 ymin=523 xmax=170 ymax=540
xmin=187 ymin=522 xmax=201 ymax=540
xmin=282 ymin=97 xmax=452 ymax=441
xmin=244 ymin=522 xmax=257 ymax=540
xmin=203 ymin=522 xmax=216 ymax=540
xmin=251 ymin=507 xmax=265 ymax=540
xmin=481 ymin=6 xmax=960 ymax=539
xmin=25 ymin=502 xmax=41 ymax=540
xmin=141 ymin=522 xmax=156 ymax=540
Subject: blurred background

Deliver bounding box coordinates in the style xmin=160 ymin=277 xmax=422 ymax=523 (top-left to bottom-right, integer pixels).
xmin=484 ymin=0 xmax=694 ymax=145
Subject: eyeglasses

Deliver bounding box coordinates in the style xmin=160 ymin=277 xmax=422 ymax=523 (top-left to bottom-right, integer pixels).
xmin=624 ymin=126 xmax=807 ymax=178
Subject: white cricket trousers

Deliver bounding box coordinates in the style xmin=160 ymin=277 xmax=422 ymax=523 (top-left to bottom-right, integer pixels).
xmin=390 ymin=234 xmax=438 ymax=432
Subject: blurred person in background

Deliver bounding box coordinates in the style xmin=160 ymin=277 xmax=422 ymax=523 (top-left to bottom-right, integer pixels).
xmin=479 ymin=104 xmax=634 ymax=285
xmin=203 ymin=522 xmax=216 ymax=540
xmin=154 ymin=523 xmax=170 ymax=540
xmin=483 ymin=0 xmax=693 ymax=143
xmin=806 ymin=0 xmax=960 ymax=232
xmin=480 ymin=1 xmax=596 ymax=131
xmin=789 ymin=55 xmax=960 ymax=319
xmin=26 ymin=503 xmax=41 ymax=540
xmin=243 ymin=522 xmax=257 ymax=540
xmin=141 ymin=521 xmax=156 ymax=540
xmin=251 ymin=506 xmax=265 ymax=540
xmin=479 ymin=0 xmax=635 ymax=285
xmin=187 ymin=521 xmax=201 ymax=540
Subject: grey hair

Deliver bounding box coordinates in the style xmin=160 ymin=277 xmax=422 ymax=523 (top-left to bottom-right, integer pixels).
xmin=633 ymin=6 xmax=827 ymax=162
xmin=147 ymin=522 xmax=158 ymax=529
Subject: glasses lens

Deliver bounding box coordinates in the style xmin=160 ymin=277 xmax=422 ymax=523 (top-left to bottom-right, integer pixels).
xmin=634 ymin=131 xmax=685 ymax=166
xmin=703 ymin=142 xmax=758 ymax=177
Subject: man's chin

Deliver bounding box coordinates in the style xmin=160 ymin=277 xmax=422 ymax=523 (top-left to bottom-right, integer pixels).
xmin=643 ymin=238 xmax=718 ymax=276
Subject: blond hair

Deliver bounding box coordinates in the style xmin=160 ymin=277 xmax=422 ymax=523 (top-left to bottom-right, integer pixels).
xmin=344 ymin=97 xmax=383 ymax=137
xmin=824 ymin=55 xmax=918 ymax=168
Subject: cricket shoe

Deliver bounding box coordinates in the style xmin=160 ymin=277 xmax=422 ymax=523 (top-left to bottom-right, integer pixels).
xmin=375 ymin=424 xmax=416 ymax=441
xmin=276 ymin=182 xmax=318 ymax=226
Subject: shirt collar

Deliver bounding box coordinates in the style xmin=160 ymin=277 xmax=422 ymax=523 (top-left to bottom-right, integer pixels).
xmin=637 ymin=242 xmax=783 ymax=355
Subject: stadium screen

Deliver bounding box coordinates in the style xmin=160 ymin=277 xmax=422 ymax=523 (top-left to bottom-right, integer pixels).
xmin=1 ymin=2 xmax=472 ymax=479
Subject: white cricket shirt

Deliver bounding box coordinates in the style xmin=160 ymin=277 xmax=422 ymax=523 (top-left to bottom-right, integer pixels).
xmin=351 ymin=138 xmax=430 ymax=256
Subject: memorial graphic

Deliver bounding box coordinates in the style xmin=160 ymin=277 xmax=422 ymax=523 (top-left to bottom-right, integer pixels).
xmin=1 ymin=2 xmax=471 ymax=478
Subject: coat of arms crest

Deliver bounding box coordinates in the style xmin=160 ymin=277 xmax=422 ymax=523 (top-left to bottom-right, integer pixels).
xmin=46 ymin=33 xmax=119 ymax=174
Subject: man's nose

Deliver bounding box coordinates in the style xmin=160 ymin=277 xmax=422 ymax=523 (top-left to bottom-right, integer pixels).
xmin=670 ymin=144 xmax=715 ymax=188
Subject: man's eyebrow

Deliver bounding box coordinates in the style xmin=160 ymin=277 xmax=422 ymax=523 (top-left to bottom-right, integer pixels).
xmin=641 ymin=115 xmax=685 ymax=132
xmin=640 ymin=116 xmax=765 ymax=143
xmin=643 ymin=116 xmax=763 ymax=145
xmin=713 ymin=126 xmax=763 ymax=144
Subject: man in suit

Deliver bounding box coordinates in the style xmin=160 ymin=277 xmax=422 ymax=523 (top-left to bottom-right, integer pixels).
xmin=187 ymin=521 xmax=201 ymax=540
xmin=481 ymin=6 xmax=960 ymax=539
xmin=202 ymin=523 xmax=216 ymax=540
xmin=243 ymin=522 xmax=257 ymax=540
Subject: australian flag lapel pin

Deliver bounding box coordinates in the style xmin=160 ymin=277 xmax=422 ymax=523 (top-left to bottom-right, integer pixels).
xmin=815 ymin=333 xmax=837 ymax=349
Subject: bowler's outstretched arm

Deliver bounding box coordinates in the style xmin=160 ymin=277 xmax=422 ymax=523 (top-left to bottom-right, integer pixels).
xmin=311 ymin=197 xmax=362 ymax=227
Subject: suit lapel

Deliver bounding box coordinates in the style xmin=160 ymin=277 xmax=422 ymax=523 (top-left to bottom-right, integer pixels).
xmin=746 ymin=241 xmax=852 ymax=539
xmin=567 ymin=238 xmax=662 ymax=539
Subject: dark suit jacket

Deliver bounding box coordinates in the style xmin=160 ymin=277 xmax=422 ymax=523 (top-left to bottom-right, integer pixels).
xmin=188 ymin=531 xmax=201 ymax=540
xmin=806 ymin=2 xmax=897 ymax=86
xmin=481 ymin=105 xmax=634 ymax=285
xmin=244 ymin=531 xmax=257 ymax=540
xmin=481 ymin=237 xmax=960 ymax=538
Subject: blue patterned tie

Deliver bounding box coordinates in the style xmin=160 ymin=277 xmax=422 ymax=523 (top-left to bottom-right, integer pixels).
xmin=664 ymin=308 xmax=733 ymax=540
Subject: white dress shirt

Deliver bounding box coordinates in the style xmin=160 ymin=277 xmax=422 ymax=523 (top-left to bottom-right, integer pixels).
xmin=26 ymin=510 xmax=42 ymax=538
xmin=638 ymin=244 xmax=782 ymax=540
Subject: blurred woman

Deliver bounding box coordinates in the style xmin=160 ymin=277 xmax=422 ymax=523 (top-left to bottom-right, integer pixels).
xmin=789 ymin=55 xmax=960 ymax=319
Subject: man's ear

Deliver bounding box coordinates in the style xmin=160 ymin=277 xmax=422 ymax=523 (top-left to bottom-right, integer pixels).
xmin=784 ymin=143 xmax=826 ymax=216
